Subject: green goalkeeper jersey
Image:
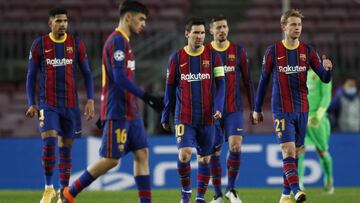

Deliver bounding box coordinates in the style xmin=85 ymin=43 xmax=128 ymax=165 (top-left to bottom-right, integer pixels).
xmin=307 ymin=69 xmax=332 ymax=113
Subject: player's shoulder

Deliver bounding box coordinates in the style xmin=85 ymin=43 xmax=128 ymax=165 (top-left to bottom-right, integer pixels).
xmin=105 ymin=31 xmax=127 ymax=46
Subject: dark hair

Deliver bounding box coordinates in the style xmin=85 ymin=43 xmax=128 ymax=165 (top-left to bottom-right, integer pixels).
xmin=119 ymin=0 xmax=148 ymax=17
xmin=49 ymin=7 xmax=67 ymax=18
xmin=210 ymin=15 xmax=227 ymax=24
xmin=185 ymin=17 xmax=206 ymax=32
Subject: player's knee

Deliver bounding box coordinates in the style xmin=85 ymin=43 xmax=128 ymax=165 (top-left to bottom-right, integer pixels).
xmin=134 ymin=148 xmax=149 ymax=163
xmin=58 ymin=137 xmax=74 ymax=148
xmin=296 ymin=146 xmax=305 ymax=155
xmin=281 ymin=144 xmax=296 ymax=157
xmin=198 ymin=155 xmax=211 ymax=164
xmin=317 ymin=150 xmax=327 ymax=158
xmin=41 ymin=130 xmax=57 ymax=139
xmin=178 ymin=148 xmax=192 ymax=163
xmin=213 ymin=150 xmax=221 ymax=156
xmin=229 ymin=143 xmax=241 ymax=152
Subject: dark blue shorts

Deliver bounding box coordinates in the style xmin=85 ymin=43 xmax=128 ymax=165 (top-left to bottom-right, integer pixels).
xmin=272 ymin=112 xmax=308 ymax=147
xmin=214 ymin=111 xmax=244 ymax=150
xmin=99 ymin=117 xmax=148 ymax=159
xmin=175 ymin=123 xmax=216 ymax=156
xmin=38 ymin=105 xmax=81 ymax=138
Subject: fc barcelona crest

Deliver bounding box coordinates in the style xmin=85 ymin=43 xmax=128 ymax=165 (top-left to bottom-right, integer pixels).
xmin=300 ymin=54 xmax=306 ymax=61
xmin=228 ymin=54 xmax=236 ymax=61
xmin=202 ymin=60 xmax=210 ymax=67
xmin=66 ymin=47 xmax=73 ymax=54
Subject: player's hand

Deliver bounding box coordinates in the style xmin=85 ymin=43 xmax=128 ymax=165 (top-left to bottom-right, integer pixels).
xmin=308 ymin=115 xmax=320 ymax=128
xmin=213 ymin=110 xmax=222 ymax=120
xmin=25 ymin=105 xmax=38 ymax=118
xmin=250 ymin=111 xmax=257 ymax=125
xmin=162 ymin=122 xmax=170 ymax=131
xmin=252 ymin=111 xmax=263 ymax=124
xmin=143 ymin=92 xmax=164 ymax=113
xmin=322 ymin=55 xmax=333 ymax=71
xmin=84 ymin=99 xmax=95 ymax=121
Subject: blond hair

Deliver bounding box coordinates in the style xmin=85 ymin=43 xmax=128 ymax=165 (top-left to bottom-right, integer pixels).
xmin=280 ymin=9 xmax=304 ymax=25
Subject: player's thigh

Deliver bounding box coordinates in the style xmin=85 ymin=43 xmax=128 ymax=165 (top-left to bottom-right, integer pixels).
xmin=59 ymin=108 xmax=81 ymax=138
xmin=223 ymin=111 xmax=245 ymax=139
xmin=213 ymin=122 xmax=224 ymax=153
xmin=126 ymin=117 xmax=149 ymax=154
xmin=38 ymin=106 xmax=60 ymax=137
xmin=196 ymin=125 xmax=216 ymax=156
xmin=294 ymin=112 xmax=308 ymax=147
xmin=99 ymin=119 xmax=128 ymax=159
xmin=273 ymin=113 xmax=296 ymax=144
xmin=175 ymin=123 xmax=196 ymax=149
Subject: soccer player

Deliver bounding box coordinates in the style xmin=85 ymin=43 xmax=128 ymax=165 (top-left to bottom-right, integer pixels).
xmin=60 ymin=1 xmax=162 ymax=203
xmin=161 ymin=17 xmax=225 ymax=203
xmin=25 ymin=7 xmax=95 ymax=203
xmin=208 ymin=15 xmax=254 ymax=203
xmin=252 ymin=9 xmax=333 ymax=203
xmin=297 ymin=68 xmax=334 ymax=193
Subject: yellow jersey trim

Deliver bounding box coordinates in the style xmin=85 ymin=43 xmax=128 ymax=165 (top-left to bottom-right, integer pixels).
xmin=214 ymin=66 xmax=225 ymax=77
xmin=49 ymin=33 xmax=67 ymax=43
xmin=282 ymin=40 xmax=299 ymax=50
xmin=211 ymin=41 xmax=230 ymax=52
xmin=115 ymin=28 xmax=130 ymax=42
xmin=184 ymin=46 xmax=204 ymax=56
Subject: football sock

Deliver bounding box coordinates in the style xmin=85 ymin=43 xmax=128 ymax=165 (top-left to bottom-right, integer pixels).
xmin=320 ymin=151 xmax=333 ymax=185
xmin=59 ymin=146 xmax=72 ymax=188
xmin=196 ymin=162 xmax=210 ymax=200
xmin=226 ymin=151 xmax=241 ymax=191
xmin=178 ymin=160 xmax=191 ymax=191
xmin=210 ymin=155 xmax=222 ymax=197
xmin=135 ymin=175 xmax=152 ymax=203
xmin=69 ymin=170 xmax=95 ymax=197
xmin=42 ymin=137 xmax=57 ymax=186
xmin=283 ymin=157 xmax=301 ymax=194
xmin=297 ymin=153 xmax=305 ymax=187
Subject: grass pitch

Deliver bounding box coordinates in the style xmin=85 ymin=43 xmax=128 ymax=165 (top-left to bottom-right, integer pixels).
xmin=0 ymin=187 xmax=359 ymax=203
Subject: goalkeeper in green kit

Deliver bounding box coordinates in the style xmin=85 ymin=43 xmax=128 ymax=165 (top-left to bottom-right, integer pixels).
xmin=298 ymin=67 xmax=334 ymax=194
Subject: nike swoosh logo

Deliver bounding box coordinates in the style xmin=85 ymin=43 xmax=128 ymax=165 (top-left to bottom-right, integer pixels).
xmin=75 ymin=131 xmax=82 ymax=134
xmin=45 ymin=49 xmax=52 ymax=53
xmin=277 ymin=56 xmax=285 ymax=60
xmin=180 ymin=63 xmax=187 ymax=67
xmin=237 ymin=128 xmax=243 ymax=131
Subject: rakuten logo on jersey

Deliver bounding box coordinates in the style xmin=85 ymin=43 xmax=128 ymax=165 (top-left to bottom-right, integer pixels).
xmin=278 ymin=65 xmax=306 ymax=74
xmin=180 ymin=73 xmax=210 ymax=82
xmin=46 ymin=58 xmax=73 ymax=67
xmin=224 ymin=65 xmax=235 ymax=73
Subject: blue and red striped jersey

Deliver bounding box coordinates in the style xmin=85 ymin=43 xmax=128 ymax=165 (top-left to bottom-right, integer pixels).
xmin=26 ymin=33 xmax=93 ymax=108
xmin=161 ymin=45 xmax=225 ymax=125
xmin=101 ymin=29 xmax=144 ymax=121
xmin=208 ymin=41 xmax=254 ymax=113
xmin=255 ymin=40 xmax=332 ymax=113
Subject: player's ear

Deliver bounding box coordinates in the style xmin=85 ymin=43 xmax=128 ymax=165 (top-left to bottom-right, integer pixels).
xmin=185 ymin=30 xmax=189 ymax=38
xmin=281 ymin=23 xmax=286 ymax=32
xmin=48 ymin=18 xmax=52 ymax=29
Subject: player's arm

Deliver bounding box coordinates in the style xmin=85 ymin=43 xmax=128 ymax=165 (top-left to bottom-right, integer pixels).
xmin=110 ymin=37 xmax=163 ymax=112
xmin=239 ymin=46 xmax=255 ymax=111
xmin=161 ymin=53 xmax=177 ymax=130
xmin=309 ymin=48 xmax=332 ymax=83
xmin=213 ymin=53 xmax=225 ymax=120
xmin=254 ymin=47 xmax=273 ymax=114
xmin=25 ymin=38 xmax=40 ymax=118
xmin=77 ymin=38 xmax=95 ymax=120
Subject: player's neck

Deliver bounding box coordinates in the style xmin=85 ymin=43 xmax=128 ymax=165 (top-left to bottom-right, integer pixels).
xmin=117 ymin=22 xmax=131 ymax=40
xmin=187 ymin=45 xmax=204 ymax=54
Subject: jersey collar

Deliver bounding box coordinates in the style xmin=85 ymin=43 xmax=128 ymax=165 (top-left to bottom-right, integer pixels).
xmin=282 ymin=39 xmax=299 ymax=50
xmin=211 ymin=40 xmax=230 ymax=52
xmin=49 ymin=33 xmax=67 ymax=43
xmin=184 ymin=45 xmax=204 ymax=56
xmin=115 ymin=28 xmax=130 ymax=42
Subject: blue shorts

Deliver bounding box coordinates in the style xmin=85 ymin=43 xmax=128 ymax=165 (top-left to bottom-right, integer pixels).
xmin=272 ymin=112 xmax=308 ymax=147
xmin=214 ymin=111 xmax=244 ymax=150
xmin=38 ymin=105 xmax=81 ymax=138
xmin=99 ymin=117 xmax=148 ymax=159
xmin=175 ymin=123 xmax=216 ymax=156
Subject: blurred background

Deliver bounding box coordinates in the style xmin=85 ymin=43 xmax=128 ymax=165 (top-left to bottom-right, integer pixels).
xmin=0 ymin=0 xmax=360 ymax=193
